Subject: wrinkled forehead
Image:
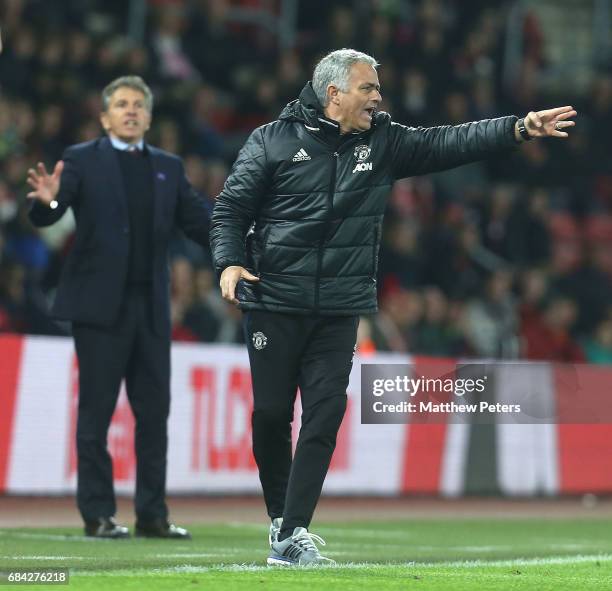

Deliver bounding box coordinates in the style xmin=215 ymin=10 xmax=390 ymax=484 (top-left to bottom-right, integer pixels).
xmin=348 ymin=62 xmax=380 ymax=87
xmin=109 ymin=87 xmax=147 ymax=104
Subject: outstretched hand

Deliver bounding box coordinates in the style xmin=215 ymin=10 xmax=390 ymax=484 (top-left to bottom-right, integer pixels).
xmin=26 ymin=161 xmax=64 ymax=205
xmin=522 ymin=106 xmax=577 ymax=139
xmin=219 ymin=265 xmax=260 ymax=305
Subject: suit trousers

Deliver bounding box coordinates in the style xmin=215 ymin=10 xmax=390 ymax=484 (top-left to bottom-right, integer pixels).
xmin=72 ymin=284 xmax=170 ymax=522
xmin=243 ymin=310 xmax=359 ymax=535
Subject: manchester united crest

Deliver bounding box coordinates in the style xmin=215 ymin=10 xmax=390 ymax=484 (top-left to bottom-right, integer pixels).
xmin=252 ymin=331 xmax=268 ymax=350
xmin=354 ymin=144 xmax=371 ymax=163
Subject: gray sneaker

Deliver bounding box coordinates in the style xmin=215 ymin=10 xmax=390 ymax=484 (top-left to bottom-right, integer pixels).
xmin=267 ymin=526 xmax=335 ymax=566
xmin=269 ymin=517 xmax=283 ymax=547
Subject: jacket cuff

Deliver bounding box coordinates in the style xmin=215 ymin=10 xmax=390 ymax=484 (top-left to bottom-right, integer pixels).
xmin=506 ymin=115 xmax=521 ymax=147
xmin=214 ymin=260 xmax=246 ymax=279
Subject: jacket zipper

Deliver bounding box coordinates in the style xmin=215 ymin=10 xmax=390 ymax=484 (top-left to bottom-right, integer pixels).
xmin=314 ymin=151 xmax=338 ymax=312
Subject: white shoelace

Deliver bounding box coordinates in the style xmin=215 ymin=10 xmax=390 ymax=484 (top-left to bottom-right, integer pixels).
xmin=292 ymin=530 xmax=326 ymax=553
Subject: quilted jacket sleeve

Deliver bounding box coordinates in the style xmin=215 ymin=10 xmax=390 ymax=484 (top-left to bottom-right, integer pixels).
xmin=388 ymin=116 xmax=519 ymax=180
xmin=210 ymin=127 xmax=269 ymax=275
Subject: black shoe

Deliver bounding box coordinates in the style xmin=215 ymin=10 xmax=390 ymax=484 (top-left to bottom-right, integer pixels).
xmin=84 ymin=517 xmax=130 ymax=539
xmin=135 ymin=518 xmax=191 ymax=540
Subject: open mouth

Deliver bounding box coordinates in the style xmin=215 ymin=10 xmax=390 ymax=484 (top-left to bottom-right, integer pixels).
xmin=364 ymin=108 xmax=375 ymax=118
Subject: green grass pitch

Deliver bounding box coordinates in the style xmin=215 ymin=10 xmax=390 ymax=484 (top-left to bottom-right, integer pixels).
xmin=2 ymin=519 xmax=612 ymax=590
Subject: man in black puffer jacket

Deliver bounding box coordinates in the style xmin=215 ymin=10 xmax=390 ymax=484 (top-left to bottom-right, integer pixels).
xmin=210 ymin=49 xmax=576 ymax=565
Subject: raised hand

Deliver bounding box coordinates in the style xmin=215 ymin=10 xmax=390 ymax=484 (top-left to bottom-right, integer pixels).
xmin=26 ymin=161 xmax=64 ymax=205
xmin=523 ymin=106 xmax=577 ymax=139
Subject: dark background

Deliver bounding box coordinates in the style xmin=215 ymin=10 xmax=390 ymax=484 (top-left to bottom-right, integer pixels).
xmin=0 ymin=0 xmax=610 ymax=363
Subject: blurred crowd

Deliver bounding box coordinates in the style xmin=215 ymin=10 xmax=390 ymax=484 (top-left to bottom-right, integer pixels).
xmin=0 ymin=0 xmax=611 ymax=363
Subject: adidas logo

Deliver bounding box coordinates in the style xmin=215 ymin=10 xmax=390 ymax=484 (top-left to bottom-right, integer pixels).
xmin=292 ymin=148 xmax=311 ymax=162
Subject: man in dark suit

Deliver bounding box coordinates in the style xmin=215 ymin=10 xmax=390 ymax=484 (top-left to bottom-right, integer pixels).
xmin=27 ymin=76 xmax=209 ymax=539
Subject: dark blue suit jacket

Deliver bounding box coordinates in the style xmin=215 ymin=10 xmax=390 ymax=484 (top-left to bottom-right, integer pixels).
xmin=29 ymin=136 xmax=210 ymax=335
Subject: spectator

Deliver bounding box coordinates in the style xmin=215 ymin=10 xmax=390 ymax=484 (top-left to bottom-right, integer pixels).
xmin=378 ymin=219 xmax=425 ymax=289
xmin=0 ymin=0 xmax=607 ymax=366
xmin=413 ymin=286 xmax=466 ymax=356
xmin=464 ymin=269 xmax=519 ymax=358
xmin=522 ymin=296 xmax=585 ymax=362
xmin=151 ymin=5 xmax=201 ymax=83
xmin=583 ymin=320 xmax=612 ymax=365
xmin=373 ymin=288 xmax=424 ymax=352
xmin=170 ymin=257 xmax=199 ymax=343
xmin=518 ymin=267 xmax=549 ymax=327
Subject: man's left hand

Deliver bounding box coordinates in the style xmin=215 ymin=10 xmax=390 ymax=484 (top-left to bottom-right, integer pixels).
xmin=518 ymin=106 xmax=577 ymax=140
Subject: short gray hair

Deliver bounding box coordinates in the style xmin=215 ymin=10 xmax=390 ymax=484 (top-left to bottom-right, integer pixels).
xmin=312 ymin=49 xmax=379 ymax=107
xmin=101 ymin=75 xmax=154 ymax=113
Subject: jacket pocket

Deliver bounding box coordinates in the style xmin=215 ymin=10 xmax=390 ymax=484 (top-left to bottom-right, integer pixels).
xmin=247 ymin=224 xmax=271 ymax=274
xmin=257 ymin=225 xmax=272 ymax=272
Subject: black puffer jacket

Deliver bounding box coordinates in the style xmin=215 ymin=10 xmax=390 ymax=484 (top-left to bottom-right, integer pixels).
xmin=211 ymin=83 xmax=518 ymax=315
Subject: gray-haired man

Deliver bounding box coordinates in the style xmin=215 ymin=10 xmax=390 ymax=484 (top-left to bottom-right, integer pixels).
xmin=210 ymin=49 xmax=576 ymax=565
xmin=27 ymin=76 xmax=210 ymax=539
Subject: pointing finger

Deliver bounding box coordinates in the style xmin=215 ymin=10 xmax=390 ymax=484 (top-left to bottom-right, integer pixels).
xmin=556 ymin=110 xmax=577 ymax=121
xmin=545 ymin=106 xmax=574 ymax=117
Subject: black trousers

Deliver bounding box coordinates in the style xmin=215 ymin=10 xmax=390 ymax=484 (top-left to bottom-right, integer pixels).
xmin=243 ymin=310 xmax=358 ymax=534
xmin=72 ymin=285 xmax=170 ymax=522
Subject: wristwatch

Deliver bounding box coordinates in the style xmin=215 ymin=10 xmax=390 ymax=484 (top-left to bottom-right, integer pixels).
xmin=517 ymin=118 xmax=533 ymax=142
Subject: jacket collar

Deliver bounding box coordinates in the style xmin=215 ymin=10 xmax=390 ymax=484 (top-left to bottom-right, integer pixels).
xmin=279 ymin=82 xmax=378 ymax=139
xmin=98 ymin=135 xmax=156 ymax=155
xmin=108 ymin=134 xmax=145 ymax=152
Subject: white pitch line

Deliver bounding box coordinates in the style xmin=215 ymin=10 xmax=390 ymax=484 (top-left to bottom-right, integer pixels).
xmin=0 ymin=556 xmax=86 ymax=561
xmin=227 ymin=523 xmax=418 ymax=540
xmin=326 ymin=542 xmax=519 ymax=552
xmin=153 ymin=552 xmax=230 ymax=558
xmin=337 ymin=545 xmax=518 ymax=552
xmin=1 ymin=548 xmax=249 ymax=562
xmin=0 ymin=529 xmax=598 ymax=558
xmin=152 ymin=554 xmax=231 ymax=559
xmin=0 ymin=532 xmax=101 ymax=542
xmin=419 ymin=554 xmax=612 ymax=569
xmin=71 ymin=553 xmax=612 ymax=576
xmin=328 ymin=543 xmax=595 ymax=555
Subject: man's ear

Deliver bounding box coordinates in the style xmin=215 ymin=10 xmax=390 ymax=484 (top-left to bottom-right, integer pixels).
xmin=327 ymin=84 xmax=341 ymax=106
xmin=100 ymin=112 xmax=110 ymax=132
xmin=144 ymin=111 xmax=152 ymax=132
